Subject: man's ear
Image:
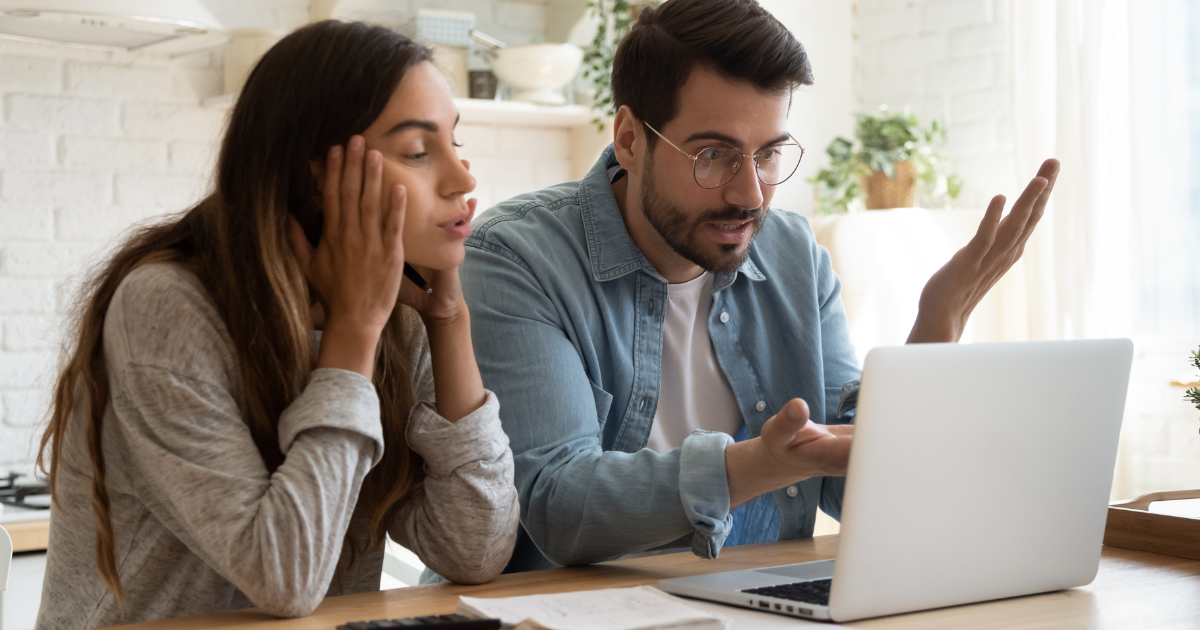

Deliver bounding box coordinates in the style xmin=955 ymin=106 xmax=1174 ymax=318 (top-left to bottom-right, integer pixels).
xmin=309 ymin=159 xmax=326 ymax=194
xmin=612 ymin=105 xmax=643 ymax=174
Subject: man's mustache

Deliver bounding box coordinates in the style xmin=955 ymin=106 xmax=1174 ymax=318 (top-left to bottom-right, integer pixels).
xmin=697 ymin=207 xmax=765 ymax=224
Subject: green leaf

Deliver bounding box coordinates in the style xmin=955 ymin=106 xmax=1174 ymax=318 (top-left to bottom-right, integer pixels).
xmin=813 ymin=105 xmax=964 ymax=210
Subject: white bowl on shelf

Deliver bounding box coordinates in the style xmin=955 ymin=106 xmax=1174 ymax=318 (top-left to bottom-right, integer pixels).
xmin=486 ymin=43 xmax=584 ymax=105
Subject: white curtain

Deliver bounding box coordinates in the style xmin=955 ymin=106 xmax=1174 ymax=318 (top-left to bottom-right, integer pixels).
xmin=1009 ymin=0 xmax=1133 ymax=341
xmin=1010 ymin=1 xmax=1200 ymax=500
xmin=1128 ymin=1 xmax=1200 ymax=335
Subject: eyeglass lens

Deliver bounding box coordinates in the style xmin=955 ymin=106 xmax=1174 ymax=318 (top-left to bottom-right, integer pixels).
xmin=693 ymin=144 xmax=804 ymax=189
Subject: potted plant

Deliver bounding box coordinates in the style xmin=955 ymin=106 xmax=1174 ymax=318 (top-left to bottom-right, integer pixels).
xmin=581 ymin=0 xmax=659 ymax=131
xmin=1186 ymin=347 xmax=1200 ymax=434
xmin=809 ymin=106 xmax=963 ymax=214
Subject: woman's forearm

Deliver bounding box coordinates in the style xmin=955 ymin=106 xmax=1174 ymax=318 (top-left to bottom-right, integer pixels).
xmin=422 ymin=308 xmax=487 ymax=422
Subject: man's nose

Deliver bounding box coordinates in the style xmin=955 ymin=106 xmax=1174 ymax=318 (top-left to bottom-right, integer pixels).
xmin=723 ymin=156 xmax=765 ymax=210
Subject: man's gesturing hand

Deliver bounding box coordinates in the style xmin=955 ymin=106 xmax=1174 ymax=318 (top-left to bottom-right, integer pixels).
xmin=725 ymin=398 xmax=854 ymax=509
xmin=908 ymin=158 xmax=1060 ymax=344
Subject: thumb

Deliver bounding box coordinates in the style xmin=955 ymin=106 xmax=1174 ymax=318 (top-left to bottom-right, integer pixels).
xmin=761 ymin=398 xmax=810 ymax=446
xmin=286 ymin=215 xmax=313 ymax=275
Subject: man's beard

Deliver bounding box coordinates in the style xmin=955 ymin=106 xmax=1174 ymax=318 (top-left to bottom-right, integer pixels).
xmin=640 ymin=158 xmax=767 ymax=273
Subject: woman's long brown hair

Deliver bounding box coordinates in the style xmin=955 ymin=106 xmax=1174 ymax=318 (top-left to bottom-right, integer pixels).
xmin=36 ymin=21 xmax=432 ymax=605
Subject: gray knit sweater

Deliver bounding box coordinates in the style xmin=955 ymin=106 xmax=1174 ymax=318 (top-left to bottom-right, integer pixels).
xmin=35 ymin=263 xmax=519 ymax=629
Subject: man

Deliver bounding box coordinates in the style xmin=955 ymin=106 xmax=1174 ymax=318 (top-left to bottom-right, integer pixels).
xmin=460 ymin=0 xmax=1057 ymax=574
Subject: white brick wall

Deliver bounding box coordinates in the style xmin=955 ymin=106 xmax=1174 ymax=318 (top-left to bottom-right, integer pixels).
xmin=0 ymin=2 xmax=311 ymax=475
xmin=855 ymin=1 xmax=1197 ymax=500
xmin=0 ymin=0 xmax=564 ymax=477
xmin=855 ymin=0 xmax=1017 ymax=210
xmin=457 ymin=124 xmax=571 ymax=211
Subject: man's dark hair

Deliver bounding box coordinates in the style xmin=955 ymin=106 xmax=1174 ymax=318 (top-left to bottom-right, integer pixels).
xmin=611 ymin=0 xmax=813 ymax=146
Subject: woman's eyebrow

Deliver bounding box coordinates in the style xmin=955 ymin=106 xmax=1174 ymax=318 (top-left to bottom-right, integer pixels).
xmin=384 ymin=113 xmax=461 ymax=136
xmin=385 ymin=119 xmax=437 ymax=135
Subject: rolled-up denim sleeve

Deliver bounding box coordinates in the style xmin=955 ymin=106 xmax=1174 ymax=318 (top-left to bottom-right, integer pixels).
xmin=680 ymin=430 xmax=736 ymax=557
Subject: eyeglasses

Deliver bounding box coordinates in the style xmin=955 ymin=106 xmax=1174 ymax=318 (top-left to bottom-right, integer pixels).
xmin=643 ymin=121 xmax=806 ymax=189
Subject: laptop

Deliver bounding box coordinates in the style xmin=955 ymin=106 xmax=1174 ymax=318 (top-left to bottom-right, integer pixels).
xmin=659 ymin=339 xmax=1134 ymax=623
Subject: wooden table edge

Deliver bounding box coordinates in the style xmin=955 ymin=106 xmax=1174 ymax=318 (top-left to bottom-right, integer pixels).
xmin=107 ymin=535 xmax=1200 ymax=630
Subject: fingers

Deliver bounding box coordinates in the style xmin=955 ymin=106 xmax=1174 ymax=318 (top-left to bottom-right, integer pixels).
xmin=383 ymin=184 xmax=406 ymax=249
xmin=761 ymin=398 xmax=810 ymax=446
xmin=286 ymin=215 xmax=313 ymax=274
xmin=361 ymin=149 xmax=383 ymax=239
xmin=1010 ymin=175 xmax=1049 ymax=225
xmin=1022 ymin=158 xmax=1060 ymax=236
xmin=965 ymin=194 xmax=1005 ymax=259
xmin=340 ymin=135 xmax=366 ymax=235
xmin=985 ymin=174 xmax=1047 ymax=265
xmin=826 ymin=424 xmax=855 ymax=437
xmin=322 ymin=144 xmax=344 ymax=234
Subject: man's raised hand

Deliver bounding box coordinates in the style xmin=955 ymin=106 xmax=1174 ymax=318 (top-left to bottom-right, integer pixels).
xmin=907 ymin=158 xmax=1060 ymax=344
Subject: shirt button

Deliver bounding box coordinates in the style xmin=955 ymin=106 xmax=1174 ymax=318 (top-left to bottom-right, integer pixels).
xmin=755 ymin=401 xmax=766 ymax=412
xmin=639 ymin=397 xmax=648 ymax=412
xmin=719 ymin=312 xmax=730 ymax=323
xmin=787 ymin=486 xmax=799 ymax=498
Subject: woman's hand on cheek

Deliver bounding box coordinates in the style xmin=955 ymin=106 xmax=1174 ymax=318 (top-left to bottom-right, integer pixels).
xmin=398 ymin=197 xmax=476 ymax=326
xmin=285 ymin=137 xmax=408 ymax=378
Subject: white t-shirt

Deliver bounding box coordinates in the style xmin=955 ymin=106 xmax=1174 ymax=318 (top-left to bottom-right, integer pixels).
xmin=646 ymin=272 xmax=744 ymax=452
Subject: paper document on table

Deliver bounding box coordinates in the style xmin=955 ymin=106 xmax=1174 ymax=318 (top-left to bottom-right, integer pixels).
xmin=456 ymin=585 xmax=730 ymax=630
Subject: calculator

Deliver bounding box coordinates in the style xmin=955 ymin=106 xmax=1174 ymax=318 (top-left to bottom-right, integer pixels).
xmin=335 ymin=614 xmax=501 ymax=629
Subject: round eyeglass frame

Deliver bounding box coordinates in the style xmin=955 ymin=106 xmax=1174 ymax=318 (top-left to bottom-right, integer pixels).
xmin=643 ymin=121 xmax=806 ymax=189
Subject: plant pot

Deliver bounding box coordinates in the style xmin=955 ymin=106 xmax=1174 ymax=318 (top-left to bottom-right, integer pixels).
xmin=860 ymin=160 xmax=917 ymax=209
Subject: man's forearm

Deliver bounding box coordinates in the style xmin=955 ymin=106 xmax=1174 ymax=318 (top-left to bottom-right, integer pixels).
xmin=906 ymin=310 xmax=964 ymax=344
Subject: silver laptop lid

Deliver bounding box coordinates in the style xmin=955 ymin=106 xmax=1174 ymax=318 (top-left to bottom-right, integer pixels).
xmin=829 ymin=339 xmax=1133 ymax=622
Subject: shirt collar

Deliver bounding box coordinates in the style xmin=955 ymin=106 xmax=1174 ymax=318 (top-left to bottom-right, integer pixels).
xmin=580 ymin=144 xmax=769 ymax=288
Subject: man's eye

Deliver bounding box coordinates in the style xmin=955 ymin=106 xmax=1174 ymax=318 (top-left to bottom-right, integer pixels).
xmin=759 ymin=147 xmax=783 ymax=162
xmin=699 ymin=147 xmax=731 ymax=161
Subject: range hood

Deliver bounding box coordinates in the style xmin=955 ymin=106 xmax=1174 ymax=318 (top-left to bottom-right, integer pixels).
xmin=0 ymin=0 xmax=227 ymax=56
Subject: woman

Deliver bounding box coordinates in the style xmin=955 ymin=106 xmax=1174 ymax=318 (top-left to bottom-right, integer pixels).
xmin=34 ymin=21 xmax=518 ymax=629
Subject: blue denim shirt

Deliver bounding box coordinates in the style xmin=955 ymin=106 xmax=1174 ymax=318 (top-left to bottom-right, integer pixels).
xmin=461 ymin=146 xmax=861 ymax=574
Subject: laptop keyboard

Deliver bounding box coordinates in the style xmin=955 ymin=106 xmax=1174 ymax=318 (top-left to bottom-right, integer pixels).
xmin=742 ymin=578 xmax=832 ymax=606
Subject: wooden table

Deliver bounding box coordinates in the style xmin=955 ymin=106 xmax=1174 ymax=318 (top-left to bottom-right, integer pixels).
xmin=114 ymin=536 xmax=1200 ymax=629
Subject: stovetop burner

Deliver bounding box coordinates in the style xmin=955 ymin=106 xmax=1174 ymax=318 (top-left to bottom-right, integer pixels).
xmin=1 ymin=472 xmax=50 ymax=510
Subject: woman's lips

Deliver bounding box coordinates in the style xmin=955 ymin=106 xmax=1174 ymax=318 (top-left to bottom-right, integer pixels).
xmin=438 ymin=209 xmax=473 ymax=239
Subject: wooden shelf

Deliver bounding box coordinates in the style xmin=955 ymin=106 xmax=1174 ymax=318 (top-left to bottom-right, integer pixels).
xmin=453 ymin=98 xmax=593 ymax=127
xmin=203 ymin=94 xmax=595 ymax=128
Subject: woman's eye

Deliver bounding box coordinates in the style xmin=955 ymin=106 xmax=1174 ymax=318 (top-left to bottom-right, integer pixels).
xmin=406 ymin=152 xmax=429 ymax=161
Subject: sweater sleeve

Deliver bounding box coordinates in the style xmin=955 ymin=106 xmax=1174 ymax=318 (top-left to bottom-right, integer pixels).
xmin=386 ymin=311 xmax=520 ymax=584
xmin=103 ymin=264 xmax=385 ymax=618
